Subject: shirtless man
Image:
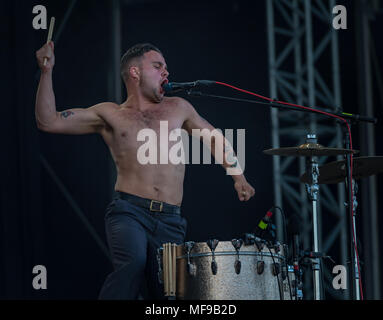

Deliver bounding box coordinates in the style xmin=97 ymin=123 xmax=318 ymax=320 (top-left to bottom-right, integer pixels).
xmin=35 ymin=42 xmax=255 ymax=299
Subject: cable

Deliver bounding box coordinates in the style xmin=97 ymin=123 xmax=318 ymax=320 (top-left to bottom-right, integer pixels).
xmin=266 ymin=242 xmax=283 ymax=300
xmin=214 ymin=81 xmax=364 ymax=300
xmin=272 ymin=206 xmax=288 ymax=246
xmin=272 ymin=206 xmax=293 ymax=300
xmin=283 ymin=244 xmax=294 ymax=300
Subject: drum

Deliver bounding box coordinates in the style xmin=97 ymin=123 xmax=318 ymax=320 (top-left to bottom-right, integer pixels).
xmin=172 ymin=240 xmax=291 ymax=300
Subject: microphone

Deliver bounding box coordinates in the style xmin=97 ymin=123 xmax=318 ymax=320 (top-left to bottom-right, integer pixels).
xmin=254 ymin=210 xmax=273 ymax=238
xmin=162 ymin=80 xmax=215 ymax=93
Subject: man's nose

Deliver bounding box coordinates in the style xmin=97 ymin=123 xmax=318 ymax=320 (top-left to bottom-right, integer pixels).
xmin=162 ymin=69 xmax=169 ymax=77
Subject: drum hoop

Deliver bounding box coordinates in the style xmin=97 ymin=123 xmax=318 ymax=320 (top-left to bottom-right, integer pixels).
xmin=176 ymin=251 xmax=285 ymax=261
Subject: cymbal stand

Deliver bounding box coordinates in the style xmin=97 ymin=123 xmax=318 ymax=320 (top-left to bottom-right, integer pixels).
xmin=342 ymin=121 xmax=363 ymax=300
xmin=347 ymin=177 xmax=361 ymax=300
xmin=304 ymin=134 xmax=321 ymax=300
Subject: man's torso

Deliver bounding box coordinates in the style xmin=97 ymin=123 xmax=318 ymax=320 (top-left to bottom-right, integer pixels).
xmin=97 ymin=97 xmax=188 ymax=206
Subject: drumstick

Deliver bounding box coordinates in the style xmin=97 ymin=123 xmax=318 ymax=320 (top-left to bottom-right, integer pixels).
xmin=172 ymin=243 xmax=176 ymax=296
xmin=163 ymin=244 xmax=169 ymax=296
xmin=168 ymin=243 xmax=173 ymax=296
xmin=43 ymin=17 xmax=55 ymax=66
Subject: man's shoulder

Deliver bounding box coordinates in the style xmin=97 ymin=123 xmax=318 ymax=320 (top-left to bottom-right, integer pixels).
xmin=91 ymin=102 xmax=120 ymax=115
xmin=95 ymin=101 xmax=120 ymax=109
xmin=163 ymin=96 xmax=194 ymax=112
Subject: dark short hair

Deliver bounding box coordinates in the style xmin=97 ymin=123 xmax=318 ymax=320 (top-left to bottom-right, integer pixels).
xmin=120 ymin=43 xmax=162 ymax=80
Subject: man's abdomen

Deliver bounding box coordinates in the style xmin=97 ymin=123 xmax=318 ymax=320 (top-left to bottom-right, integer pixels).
xmin=114 ymin=164 xmax=185 ymax=206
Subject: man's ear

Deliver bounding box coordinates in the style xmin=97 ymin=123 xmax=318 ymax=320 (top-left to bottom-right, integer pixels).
xmin=129 ymin=66 xmax=140 ymax=80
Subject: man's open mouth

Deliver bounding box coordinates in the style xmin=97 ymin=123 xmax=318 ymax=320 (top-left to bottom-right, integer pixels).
xmin=160 ymin=79 xmax=168 ymax=93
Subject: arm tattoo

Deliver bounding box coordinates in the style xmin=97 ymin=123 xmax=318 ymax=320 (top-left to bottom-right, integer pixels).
xmin=60 ymin=111 xmax=75 ymax=119
xmin=230 ymin=160 xmax=238 ymax=168
xmin=226 ymin=150 xmax=238 ymax=167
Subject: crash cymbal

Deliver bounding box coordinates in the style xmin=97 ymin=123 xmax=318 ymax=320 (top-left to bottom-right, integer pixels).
xmin=263 ymin=143 xmax=359 ymax=157
xmin=300 ymin=156 xmax=383 ymax=184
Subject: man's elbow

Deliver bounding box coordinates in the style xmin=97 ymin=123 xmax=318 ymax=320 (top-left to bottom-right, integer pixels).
xmin=35 ymin=113 xmax=59 ymax=133
xmin=36 ymin=122 xmax=47 ymax=132
xmin=36 ymin=118 xmax=57 ymax=133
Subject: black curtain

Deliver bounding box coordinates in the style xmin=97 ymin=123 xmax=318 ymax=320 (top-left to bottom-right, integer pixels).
xmin=1 ymin=0 xmax=46 ymax=299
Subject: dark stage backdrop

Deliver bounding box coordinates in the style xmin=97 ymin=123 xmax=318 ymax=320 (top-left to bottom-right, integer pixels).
xmin=2 ymin=0 xmax=382 ymax=299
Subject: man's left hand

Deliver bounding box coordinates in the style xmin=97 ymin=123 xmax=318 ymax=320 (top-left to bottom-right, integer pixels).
xmin=234 ymin=178 xmax=255 ymax=201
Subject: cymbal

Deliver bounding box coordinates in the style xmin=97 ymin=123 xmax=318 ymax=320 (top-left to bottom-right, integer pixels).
xmin=300 ymin=156 xmax=383 ymax=184
xmin=263 ymin=143 xmax=359 ymax=157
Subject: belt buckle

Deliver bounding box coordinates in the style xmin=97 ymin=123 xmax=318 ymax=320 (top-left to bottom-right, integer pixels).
xmin=150 ymin=200 xmax=163 ymax=212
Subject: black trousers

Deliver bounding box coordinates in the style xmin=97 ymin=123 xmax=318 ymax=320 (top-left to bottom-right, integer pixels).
xmin=98 ymin=192 xmax=187 ymax=300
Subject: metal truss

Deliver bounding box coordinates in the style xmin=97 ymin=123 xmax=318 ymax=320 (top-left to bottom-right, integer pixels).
xmin=266 ymin=0 xmax=349 ymax=299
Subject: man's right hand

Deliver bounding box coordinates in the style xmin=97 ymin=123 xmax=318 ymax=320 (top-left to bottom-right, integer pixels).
xmin=36 ymin=41 xmax=55 ymax=72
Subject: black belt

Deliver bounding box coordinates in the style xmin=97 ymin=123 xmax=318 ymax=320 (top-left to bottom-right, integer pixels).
xmin=115 ymin=191 xmax=181 ymax=215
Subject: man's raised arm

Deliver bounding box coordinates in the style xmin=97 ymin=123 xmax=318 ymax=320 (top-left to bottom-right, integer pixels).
xmin=35 ymin=41 xmax=106 ymax=135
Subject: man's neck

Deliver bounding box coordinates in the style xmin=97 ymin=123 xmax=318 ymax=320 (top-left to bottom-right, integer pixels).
xmin=123 ymin=93 xmax=161 ymax=111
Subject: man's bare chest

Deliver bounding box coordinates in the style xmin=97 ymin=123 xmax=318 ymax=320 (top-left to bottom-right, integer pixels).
xmin=103 ymin=106 xmax=186 ymax=147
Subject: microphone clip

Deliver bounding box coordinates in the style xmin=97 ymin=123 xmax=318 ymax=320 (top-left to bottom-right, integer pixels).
xmin=301 ymin=250 xmax=336 ymax=264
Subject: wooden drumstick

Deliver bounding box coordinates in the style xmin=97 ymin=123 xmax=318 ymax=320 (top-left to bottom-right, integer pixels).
xmin=163 ymin=243 xmax=169 ymax=296
xmin=172 ymin=243 xmax=176 ymax=296
xmin=43 ymin=17 xmax=55 ymax=66
xmin=168 ymin=243 xmax=173 ymax=296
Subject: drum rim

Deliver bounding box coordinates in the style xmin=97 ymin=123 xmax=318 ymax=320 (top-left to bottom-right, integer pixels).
xmin=176 ymin=251 xmax=285 ymax=261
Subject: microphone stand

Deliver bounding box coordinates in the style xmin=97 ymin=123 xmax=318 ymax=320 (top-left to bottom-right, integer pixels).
xmin=342 ymin=123 xmax=361 ymax=300
xmin=185 ymin=89 xmax=378 ymax=300
xmin=185 ymin=90 xmax=378 ymax=125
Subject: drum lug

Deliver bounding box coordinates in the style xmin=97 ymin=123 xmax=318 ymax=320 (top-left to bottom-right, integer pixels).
xmin=206 ymin=239 xmax=219 ymax=251
xmin=184 ymin=241 xmax=196 ymax=276
xmin=255 ymin=239 xmax=265 ymax=252
xmin=257 ymin=260 xmax=265 ymax=274
xmin=231 ymin=239 xmax=243 ymax=251
xmin=272 ymin=242 xmax=282 ymax=253
xmin=234 ymin=260 xmax=241 ymax=274
xmin=231 ymin=239 xmax=243 ymax=274
xmin=211 ymin=260 xmax=218 ymax=275
xmin=206 ymin=239 xmax=220 ymax=275
xmin=184 ymin=241 xmax=195 ymax=253
xmin=272 ymin=262 xmax=281 ymax=276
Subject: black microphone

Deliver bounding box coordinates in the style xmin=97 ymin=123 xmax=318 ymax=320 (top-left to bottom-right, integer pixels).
xmin=254 ymin=210 xmax=273 ymax=239
xmin=162 ymin=80 xmax=215 ymax=93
